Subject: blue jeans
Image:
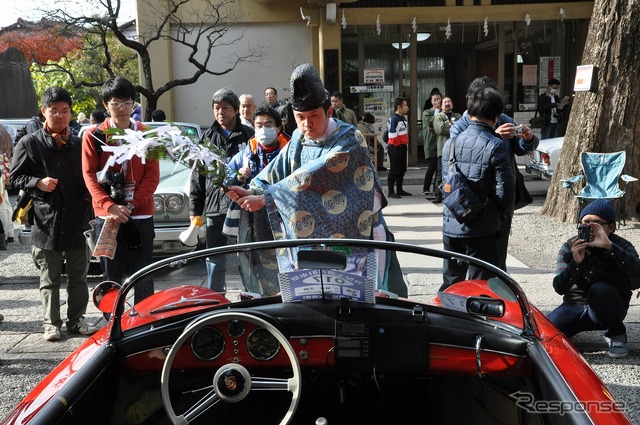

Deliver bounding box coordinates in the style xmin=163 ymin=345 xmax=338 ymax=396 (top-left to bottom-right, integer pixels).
xmin=206 ymin=216 xmax=228 ymax=292
xmin=94 ymin=217 xmax=155 ymax=304
xmin=547 ymin=282 xmax=628 ymax=339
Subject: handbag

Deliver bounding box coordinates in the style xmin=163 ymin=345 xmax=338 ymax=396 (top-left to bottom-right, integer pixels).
xmin=529 ymin=109 xmax=544 ymax=129
xmin=441 ymin=139 xmax=488 ymax=223
xmin=514 ymin=168 xmax=533 ymax=210
xmin=11 ymin=189 xmax=33 ymax=225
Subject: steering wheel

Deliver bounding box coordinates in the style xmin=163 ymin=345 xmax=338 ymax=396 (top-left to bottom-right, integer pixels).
xmin=161 ymin=311 xmax=301 ymax=425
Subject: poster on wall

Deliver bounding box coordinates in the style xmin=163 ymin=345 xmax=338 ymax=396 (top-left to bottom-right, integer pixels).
xmin=539 ymin=57 xmax=561 ymax=92
xmin=522 ymin=65 xmax=537 ymax=87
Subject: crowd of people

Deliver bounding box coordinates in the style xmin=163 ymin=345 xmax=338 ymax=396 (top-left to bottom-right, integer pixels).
xmin=1 ymin=68 xmax=637 ymax=359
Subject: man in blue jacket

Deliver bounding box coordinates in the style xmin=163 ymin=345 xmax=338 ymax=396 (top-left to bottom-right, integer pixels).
xmin=450 ymin=76 xmax=538 ymax=272
xmin=439 ymin=87 xmax=514 ymax=289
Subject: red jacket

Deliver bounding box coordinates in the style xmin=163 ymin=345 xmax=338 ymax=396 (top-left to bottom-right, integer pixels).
xmin=81 ymin=119 xmax=159 ymax=217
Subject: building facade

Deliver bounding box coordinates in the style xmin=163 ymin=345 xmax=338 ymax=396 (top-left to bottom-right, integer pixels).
xmin=137 ymin=0 xmax=593 ymax=164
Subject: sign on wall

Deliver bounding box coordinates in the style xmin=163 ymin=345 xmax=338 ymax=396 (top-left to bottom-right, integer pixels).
xmin=363 ymin=98 xmax=384 ymax=113
xmin=364 ymin=68 xmax=385 ymax=84
xmin=574 ymin=64 xmax=598 ymax=92
xmin=539 ymin=56 xmax=561 ymax=91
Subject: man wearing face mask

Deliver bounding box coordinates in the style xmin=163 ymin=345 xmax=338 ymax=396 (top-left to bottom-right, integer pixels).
xmin=223 ymin=106 xmax=289 ymax=294
xmin=537 ymin=78 xmax=569 ymax=140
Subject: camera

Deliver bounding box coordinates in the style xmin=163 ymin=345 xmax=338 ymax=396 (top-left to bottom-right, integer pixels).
xmin=577 ymin=224 xmax=591 ymax=241
xmin=515 ymin=126 xmax=523 ymax=135
xmin=100 ymin=171 xmax=126 ymax=203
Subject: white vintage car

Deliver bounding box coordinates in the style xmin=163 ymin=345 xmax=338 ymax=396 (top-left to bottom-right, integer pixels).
xmin=525 ymin=136 xmax=564 ymax=180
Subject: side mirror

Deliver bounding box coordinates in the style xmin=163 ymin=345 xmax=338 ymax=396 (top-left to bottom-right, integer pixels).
xmin=466 ymin=296 xmax=505 ymax=317
xmin=92 ymin=281 xmax=121 ymax=313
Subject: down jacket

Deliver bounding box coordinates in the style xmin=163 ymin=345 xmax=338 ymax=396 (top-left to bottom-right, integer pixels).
xmin=441 ymin=121 xmax=514 ymax=238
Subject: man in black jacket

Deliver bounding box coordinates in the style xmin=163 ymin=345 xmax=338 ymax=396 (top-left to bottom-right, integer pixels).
xmin=10 ymin=87 xmax=96 ymax=342
xmin=190 ymin=88 xmax=254 ymax=292
xmin=547 ymin=200 xmax=640 ymax=358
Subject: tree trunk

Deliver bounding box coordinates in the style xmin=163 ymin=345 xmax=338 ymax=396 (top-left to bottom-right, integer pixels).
xmin=541 ymin=0 xmax=640 ymax=223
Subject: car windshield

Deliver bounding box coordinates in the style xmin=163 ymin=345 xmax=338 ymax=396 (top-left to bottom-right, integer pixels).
xmin=103 ymin=239 xmax=537 ymax=339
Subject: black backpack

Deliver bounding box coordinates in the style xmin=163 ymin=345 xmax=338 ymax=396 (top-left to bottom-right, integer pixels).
xmin=14 ymin=117 xmax=40 ymax=144
xmin=14 ymin=124 xmax=28 ymax=145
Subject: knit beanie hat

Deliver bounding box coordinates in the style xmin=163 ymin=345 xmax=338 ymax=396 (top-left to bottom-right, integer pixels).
xmin=579 ymin=199 xmax=616 ymax=223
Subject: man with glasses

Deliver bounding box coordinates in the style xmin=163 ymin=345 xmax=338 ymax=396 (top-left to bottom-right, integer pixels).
xmin=264 ymin=87 xmax=282 ymax=113
xmin=11 ymin=87 xmax=96 ymax=341
xmin=82 ymin=76 xmax=160 ymax=305
xmin=548 ymin=199 xmax=640 ymax=358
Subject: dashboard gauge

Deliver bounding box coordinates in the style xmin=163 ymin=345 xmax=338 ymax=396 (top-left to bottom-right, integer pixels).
xmin=227 ymin=320 xmax=246 ymax=338
xmin=247 ymin=327 xmax=281 ymax=361
xmin=191 ymin=326 xmax=225 ymax=361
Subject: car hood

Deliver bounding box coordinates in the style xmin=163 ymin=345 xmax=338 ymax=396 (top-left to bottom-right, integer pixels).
xmin=157 ymin=160 xmax=190 ymax=192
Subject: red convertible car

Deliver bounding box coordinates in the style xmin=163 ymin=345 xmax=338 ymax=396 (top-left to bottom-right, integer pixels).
xmin=1 ymin=239 xmax=631 ymax=425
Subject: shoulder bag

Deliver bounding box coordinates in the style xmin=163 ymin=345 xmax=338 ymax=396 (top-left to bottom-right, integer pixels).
xmin=441 ymin=139 xmax=488 ymax=223
xmin=11 ymin=189 xmax=32 ymax=225
xmin=529 ymin=109 xmax=544 ymax=129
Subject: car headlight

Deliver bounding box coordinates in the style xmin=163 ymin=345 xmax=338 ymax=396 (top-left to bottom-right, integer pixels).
xmin=165 ymin=195 xmax=184 ymax=213
xmin=153 ymin=195 xmax=164 ymax=212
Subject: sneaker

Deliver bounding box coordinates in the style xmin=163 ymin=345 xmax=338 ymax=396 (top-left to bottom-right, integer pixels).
xmin=43 ymin=325 xmax=61 ymax=342
xmin=606 ymin=337 xmax=628 ymax=359
xmin=68 ymin=317 xmax=99 ymax=336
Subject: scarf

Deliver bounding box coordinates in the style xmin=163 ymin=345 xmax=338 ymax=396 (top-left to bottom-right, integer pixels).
xmin=44 ymin=123 xmax=70 ymax=150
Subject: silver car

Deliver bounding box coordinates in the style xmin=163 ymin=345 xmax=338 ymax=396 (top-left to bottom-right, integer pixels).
xmin=153 ymin=158 xmax=206 ymax=256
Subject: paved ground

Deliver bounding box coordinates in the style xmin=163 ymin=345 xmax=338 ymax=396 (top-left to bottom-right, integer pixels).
xmin=1 ymin=167 xmax=639 ymax=423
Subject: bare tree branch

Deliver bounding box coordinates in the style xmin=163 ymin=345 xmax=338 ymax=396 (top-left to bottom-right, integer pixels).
xmin=30 ymin=0 xmax=263 ymax=118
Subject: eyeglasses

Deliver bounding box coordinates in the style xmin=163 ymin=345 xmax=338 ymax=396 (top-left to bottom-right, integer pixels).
xmin=108 ymin=100 xmax=134 ymax=109
xmin=254 ymin=123 xmax=275 ymax=129
xmin=580 ymin=220 xmax=609 ymax=226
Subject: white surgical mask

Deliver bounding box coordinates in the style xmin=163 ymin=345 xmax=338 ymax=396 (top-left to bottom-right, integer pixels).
xmin=255 ymin=126 xmax=278 ymax=146
xmin=549 ymin=88 xmax=558 ymax=95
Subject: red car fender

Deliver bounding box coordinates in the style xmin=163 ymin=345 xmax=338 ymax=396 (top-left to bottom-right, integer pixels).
xmin=1 ymin=331 xmax=106 ymax=425
xmin=532 ymin=306 xmax=632 ymax=425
